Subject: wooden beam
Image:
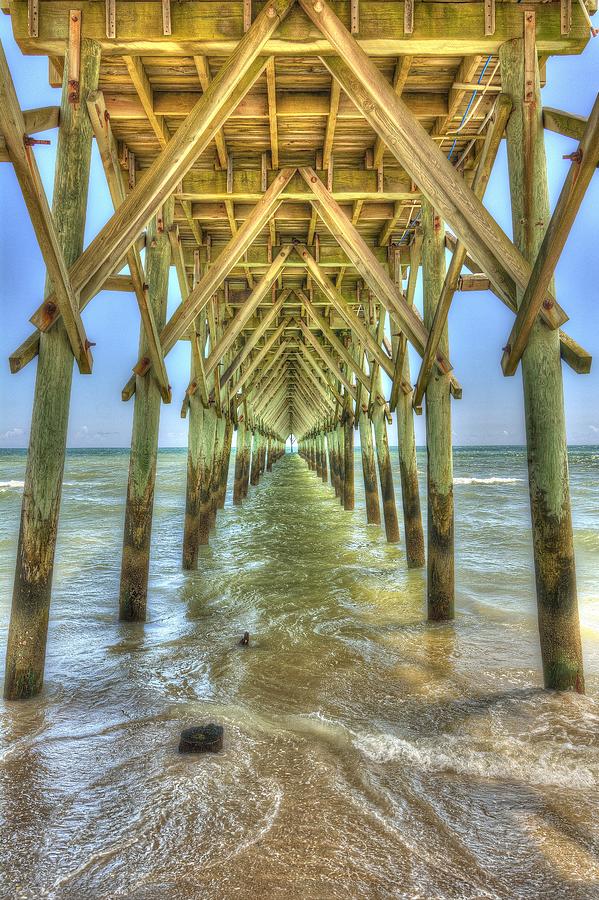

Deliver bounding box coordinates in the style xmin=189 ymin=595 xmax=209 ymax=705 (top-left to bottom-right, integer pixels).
xmin=502 ymin=92 xmax=599 ymax=376
xmin=543 ymin=106 xmax=588 ymax=142
xmin=413 ymin=93 xmax=512 ymax=412
xmin=322 ymin=77 xmax=340 ymax=171
xmin=16 ymin=0 xmax=293 ymax=365
xmin=265 ymin=57 xmax=279 ymax=168
xmin=87 ymin=90 xmax=171 ymax=401
xmin=446 ymin=231 xmax=592 ymax=375
xmin=372 ymin=55 xmax=412 ymax=169
xmin=131 ymin=168 xmax=295 ymax=386
xmin=9 ymin=0 xmax=591 ymax=56
xmin=298 ymin=318 xmax=357 ymax=402
xmin=304 ymin=4 xmax=568 ymax=327
xmin=389 ymin=226 xmax=422 ymax=410
xmin=178 ymin=166 xmax=418 ymax=202
xmin=293 ymin=243 xmax=396 ymax=382
xmin=0 ymin=38 xmax=93 ymax=373
xmin=298 ymin=167 xmax=449 ymax=370
xmin=105 ymin=88 xmax=448 ymax=122
xmin=297 ymin=289 xmax=372 ymax=393
xmin=205 ymin=246 xmax=292 ymax=376
xmin=219 ymin=290 xmax=289 ymax=389
xmin=0 ymin=105 xmax=60 ymax=161
xmin=194 ymin=55 xmax=228 ymax=168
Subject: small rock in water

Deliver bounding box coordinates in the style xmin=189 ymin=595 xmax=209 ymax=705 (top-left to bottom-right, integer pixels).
xmin=239 ymin=631 xmax=250 ymax=646
xmin=179 ymin=724 xmax=224 ymax=753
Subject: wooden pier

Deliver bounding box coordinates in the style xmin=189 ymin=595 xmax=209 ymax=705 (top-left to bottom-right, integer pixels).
xmin=1 ymin=0 xmax=597 ymax=698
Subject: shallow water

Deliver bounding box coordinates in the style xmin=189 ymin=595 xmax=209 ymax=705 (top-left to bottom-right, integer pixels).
xmin=0 ymin=446 xmax=598 ymax=899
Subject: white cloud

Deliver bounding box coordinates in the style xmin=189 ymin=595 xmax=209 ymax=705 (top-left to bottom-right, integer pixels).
xmin=590 ymin=425 xmax=599 ymax=434
xmin=1 ymin=426 xmax=24 ymax=440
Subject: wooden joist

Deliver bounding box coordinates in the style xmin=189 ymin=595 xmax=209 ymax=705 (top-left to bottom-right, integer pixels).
xmin=0 ymin=39 xmax=93 ymax=373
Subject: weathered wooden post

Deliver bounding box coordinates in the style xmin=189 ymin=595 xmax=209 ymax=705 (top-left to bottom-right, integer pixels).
xmin=208 ymin=412 xmax=225 ymax=528
xmin=501 ymin=31 xmax=584 ymax=691
xmin=183 ymin=399 xmax=205 ymax=569
xmin=359 ymin=407 xmax=381 ymax=525
xmin=241 ymin=422 xmax=252 ymax=497
xmin=4 ymin=39 xmax=101 ymax=699
xmin=370 ymin=306 xmax=400 ymax=542
xmin=233 ymin=418 xmax=246 ymax=504
xmin=337 ymin=423 xmax=346 ymax=504
xmin=250 ymin=430 xmax=261 ymax=486
xmin=266 ymin=436 xmax=273 ymax=471
xmin=320 ymin=432 xmax=328 ymax=483
xmin=421 ymin=198 xmax=454 ymax=621
xmin=372 ymin=391 xmax=400 ymax=542
xmin=183 ymin=309 xmax=208 ymax=568
xmin=120 ymin=198 xmax=174 ymax=620
xmin=217 ymin=414 xmax=233 ymax=509
xmin=343 ymin=411 xmax=355 ymax=511
xmin=197 ymin=405 xmax=217 ymax=544
xmin=393 ymin=241 xmax=425 ymax=567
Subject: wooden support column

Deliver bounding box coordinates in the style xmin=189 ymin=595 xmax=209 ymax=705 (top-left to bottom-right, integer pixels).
xmin=3 ymin=40 xmax=100 ymax=701
xmin=219 ymin=415 xmax=234 ymax=508
xmin=342 ymin=403 xmax=354 ymax=511
xmin=500 ymin=37 xmax=583 ymax=692
xmin=370 ymin=309 xmax=400 ymax=542
xmin=209 ymin=413 xmax=226 ymax=528
xmin=359 ymin=408 xmax=381 ymax=525
xmin=196 ymin=406 xmax=217 ymax=544
xmin=320 ymin=432 xmax=328 ymax=483
xmin=233 ymin=418 xmax=246 ymax=504
xmin=394 ymin=245 xmax=425 ymax=567
xmin=183 ymin=398 xmax=205 ymax=569
xmin=422 ymin=199 xmax=454 ymax=621
xmin=241 ymin=418 xmax=253 ymax=498
xmin=250 ymin=430 xmax=261 ymax=486
xmin=119 ymin=199 xmax=174 ymax=620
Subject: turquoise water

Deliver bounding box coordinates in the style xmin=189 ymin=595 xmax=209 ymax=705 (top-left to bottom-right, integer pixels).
xmin=0 ymin=446 xmax=598 ymax=898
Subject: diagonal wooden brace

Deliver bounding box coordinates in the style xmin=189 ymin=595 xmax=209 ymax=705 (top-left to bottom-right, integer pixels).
xmin=0 ymin=39 xmax=92 ymax=373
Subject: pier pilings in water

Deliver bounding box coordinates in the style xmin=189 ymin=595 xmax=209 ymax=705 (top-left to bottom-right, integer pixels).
xmin=3 ymin=0 xmax=594 ymax=698
xmin=500 ymin=37 xmax=584 ymax=692
xmin=422 ymin=198 xmax=455 ymax=622
xmin=4 ymin=39 xmax=101 ymax=699
xmin=119 ymin=199 xmax=174 ymax=622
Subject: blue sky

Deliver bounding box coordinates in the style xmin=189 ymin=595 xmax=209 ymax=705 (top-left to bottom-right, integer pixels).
xmin=0 ymin=18 xmax=597 ymax=448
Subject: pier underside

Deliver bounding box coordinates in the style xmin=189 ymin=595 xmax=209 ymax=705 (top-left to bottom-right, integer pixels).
xmin=1 ymin=0 xmax=598 ymax=700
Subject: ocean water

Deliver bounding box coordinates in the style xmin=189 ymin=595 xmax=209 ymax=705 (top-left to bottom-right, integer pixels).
xmin=0 ymin=445 xmax=598 ymax=899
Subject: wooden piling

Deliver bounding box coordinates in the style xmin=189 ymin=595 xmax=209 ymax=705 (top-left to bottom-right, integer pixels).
xmin=198 ymin=405 xmax=217 ymax=544
xmin=250 ymin=430 xmax=261 ymax=486
xmin=320 ymin=433 xmax=328 ymax=483
xmin=241 ymin=423 xmax=252 ymax=498
xmin=120 ymin=198 xmax=174 ymax=621
xmin=422 ymin=198 xmax=454 ymax=621
xmin=501 ymin=36 xmax=584 ymax=692
xmin=4 ymin=39 xmax=100 ymax=699
xmin=359 ymin=409 xmax=381 ymax=525
xmin=343 ymin=412 xmax=355 ymax=511
xmin=183 ymin=398 xmax=205 ymax=569
xmin=233 ymin=419 xmax=246 ymax=504
xmin=394 ymin=244 xmax=425 ymax=567
xmin=372 ymin=391 xmax=400 ymax=543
